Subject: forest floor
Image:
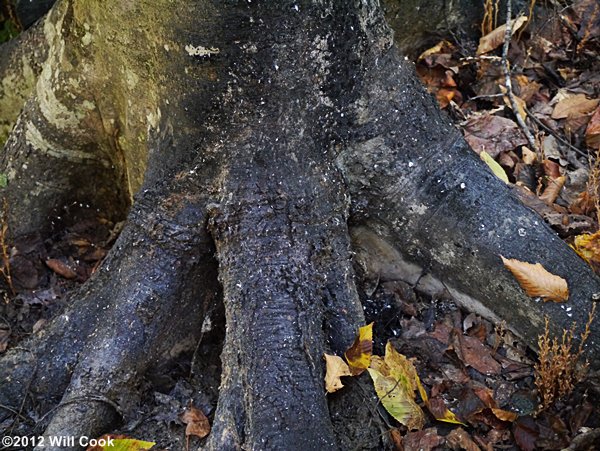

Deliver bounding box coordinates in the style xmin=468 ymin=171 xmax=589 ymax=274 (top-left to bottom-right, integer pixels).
xmin=1 ymin=0 xmax=600 ymax=449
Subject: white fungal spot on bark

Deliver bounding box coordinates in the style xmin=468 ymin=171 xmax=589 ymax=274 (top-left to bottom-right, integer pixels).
xmin=82 ymin=32 xmax=92 ymax=46
xmin=184 ymin=45 xmax=220 ymax=57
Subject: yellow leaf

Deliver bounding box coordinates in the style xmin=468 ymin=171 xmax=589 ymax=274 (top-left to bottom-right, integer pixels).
xmin=434 ymin=407 xmax=466 ymax=426
xmin=369 ymin=343 xmax=427 ymax=429
xmin=345 ymin=322 xmax=373 ymax=375
xmin=383 ymin=342 xmax=421 ymax=395
xmin=367 ymin=367 xmax=425 ymax=430
xmin=573 ymin=231 xmax=600 ymax=264
xmin=87 ymin=436 xmax=155 ymax=450
xmin=481 ymin=150 xmax=509 ymax=184
xmin=477 ymin=16 xmax=528 ymax=55
xmin=324 ymin=353 xmax=352 ymax=393
xmin=501 ymin=255 xmax=569 ymax=302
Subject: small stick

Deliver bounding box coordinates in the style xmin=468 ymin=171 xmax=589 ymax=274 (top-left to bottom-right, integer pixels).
xmin=501 ymin=0 xmax=540 ymax=154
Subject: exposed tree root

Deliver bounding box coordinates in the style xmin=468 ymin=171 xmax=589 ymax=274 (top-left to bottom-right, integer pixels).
xmin=1 ymin=1 xmax=600 ymax=450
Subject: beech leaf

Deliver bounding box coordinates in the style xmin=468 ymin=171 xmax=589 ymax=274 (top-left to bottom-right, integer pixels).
xmin=324 ymin=353 xmax=352 ymax=393
xmin=345 ymin=322 xmax=373 ymax=375
xmin=368 ymin=366 xmax=425 ymax=430
xmin=501 ymin=256 xmax=569 ymax=302
xmin=368 ymin=343 xmax=426 ymax=430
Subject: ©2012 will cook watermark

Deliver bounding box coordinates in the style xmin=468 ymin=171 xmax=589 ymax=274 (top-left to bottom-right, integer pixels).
xmin=2 ymin=435 xmax=114 ymax=448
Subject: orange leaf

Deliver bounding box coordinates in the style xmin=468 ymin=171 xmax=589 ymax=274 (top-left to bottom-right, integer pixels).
xmin=180 ymin=405 xmax=210 ymax=439
xmin=324 ymin=353 xmax=352 ymax=393
xmin=539 ymin=176 xmax=566 ymax=205
xmin=45 ymin=258 xmax=77 ymax=279
xmin=491 ymin=407 xmax=519 ymax=422
xmin=501 ymin=256 xmax=569 ymax=302
xmin=345 ymin=323 xmax=373 ymax=375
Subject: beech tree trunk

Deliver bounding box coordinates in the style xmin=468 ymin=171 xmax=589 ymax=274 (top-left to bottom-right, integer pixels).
xmin=1 ymin=1 xmax=599 ymax=449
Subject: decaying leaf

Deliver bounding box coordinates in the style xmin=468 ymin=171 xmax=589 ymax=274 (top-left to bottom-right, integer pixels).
xmin=45 ymin=258 xmax=77 ymax=279
xmin=181 ymin=405 xmax=211 ymax=439
xmin=585 ymin=106 xmax=600 ymax=148
xmin=345 ymin=322 xmax=373 ymax=375
xmin=573 ymin=230 xmax=600 ymax=272
xmin=539 ymin=176 xmax=566 ymax=205
xmin=521 ymin=146 xmax=537 ymax=165
xmin=368 ymin=366 xmax=425 ymax=430
xmin=463 ymin=114 xmax=527 ymax=158
xmin=445 ymin=427 xmax=481 ymax=451
xmin=551 ymin=94 xmax=599 ymax=120
xmin=480 ymin=151 xmax=509 ymax=184
xmin=451 ymin=332 xmax=502 ymax=375
xmin=324 ymin=353 xmax=352 ymax=393
xmin=477 ymin=16 xmax=528 ymax=55
xmin=491 ymin=407 xmax=519 ymax=422
xmin=500 ymin=256 xmax=569 ymax=302
xmin=368 ymin=343 xmax=425 ymax=430
xmin=426 ymin=397 xmax=466 ymax=426
xmin=417 ymin=40 xmax=453 ymax=61
xmin=87 ymin=435 xmax=155 ymax=451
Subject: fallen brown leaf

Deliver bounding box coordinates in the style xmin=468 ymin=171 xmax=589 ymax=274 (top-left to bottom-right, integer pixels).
xmin=585 ymin=106 xmax=600 ymax=148
xmin=446 ymin=427 xmax=481 ymax=451
xmin=551 ymin=94 xmax=599 ymax=119
xmin=463 ymin=114 xmax=527 ymax=157
xmin=477 ymin=16 xmax=528 ymax=55
xmin=45 ymin=258 xmax=77 ymax=279
xmin=539 ymin=176 xmax=566 ymax=205
xmin=451 ymin=332 xmax=502 ymax=375
xmin=181 ymin=405 xmax=211 ymax=439
xmin=403 ymin=427 xmax=445 ymax=451
xmin=500 ymin=256 xmax=569 ymax=302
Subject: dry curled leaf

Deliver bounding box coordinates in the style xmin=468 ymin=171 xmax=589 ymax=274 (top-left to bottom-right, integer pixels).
xmin=477 ymin=16 xmax=528 ymax=55
xmin=324 ymin=353 xmax=352 ymax=393
xmin=345 ymin=322 xmax=373 ymax=375
xmin=539 ymin=176 xmax=566 ymax=205
xmin=551 ymin=94 xmax=599 ymax=119
xmin=501 ymin=256 xmax=569 ymax=302
xmin=45 ymin=258 xmax=77 ymax=279
xmin=180 ymin=405 xmax=211 ymax=439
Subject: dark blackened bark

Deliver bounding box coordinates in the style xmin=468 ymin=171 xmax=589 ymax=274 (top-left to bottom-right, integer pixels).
xmin=0 ymin=184 xmax=218 ymax=443
xmin=338 ymin=45 xmax=600 ymax=358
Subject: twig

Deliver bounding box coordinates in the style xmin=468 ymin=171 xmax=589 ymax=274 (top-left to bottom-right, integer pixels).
xmin=524 ymin=106 xmax=590 ymax=158
xmin=501 ymin=0 xmax=540 ymax=154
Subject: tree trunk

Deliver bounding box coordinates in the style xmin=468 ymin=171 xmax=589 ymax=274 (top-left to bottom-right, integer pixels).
xmin=1 ymin=0 xmax=599 ymax=449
